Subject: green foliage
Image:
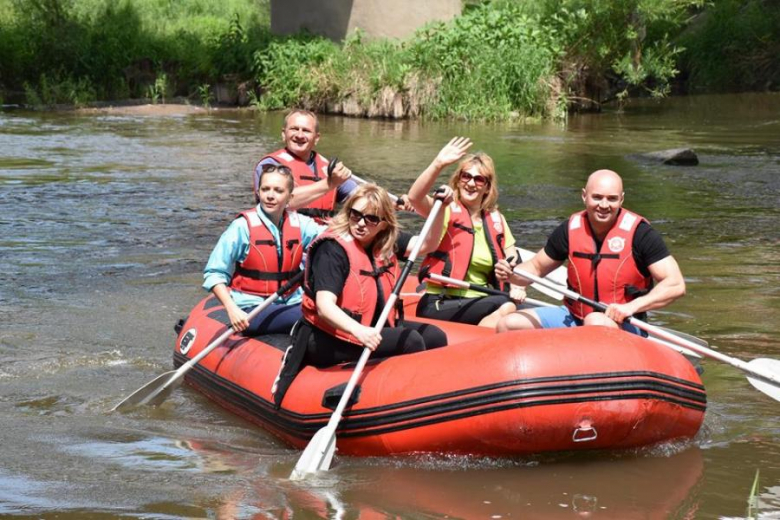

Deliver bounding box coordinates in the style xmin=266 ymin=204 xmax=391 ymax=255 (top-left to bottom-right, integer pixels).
xmin=0 ymin=0 xmax=776 ymax=117
xmin=0 ymin=0 xmax=269 ymax=102
xmin=253 ymin=34 xmax=338 ymax=110
xmin=537 ymin=0 xmax=702 ymax=99
xmin=679 ymin=0 xmax=780 ymax=91
xmin=408 ymin=3 xmax=560 ymax=119
xmin=197 ymin=83 xmax=212 ymax=107
xmin=148 ymin=72 xmax=169 ymax=104
xmin=747 ymin=468 xmax=760 ymax=519
xmin=23 ymin=73 xmax=97 ymax=106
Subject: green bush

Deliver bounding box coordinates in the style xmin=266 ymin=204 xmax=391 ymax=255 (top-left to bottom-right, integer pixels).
xmin=409 ymin=3 xmax=560 ymax=119
xmin=679 ymin=0 xmax=780 ymax=91
xmin=0 ymin=0 xmax=269 ymax=102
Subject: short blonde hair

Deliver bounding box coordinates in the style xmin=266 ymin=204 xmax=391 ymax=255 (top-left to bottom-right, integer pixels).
xmin=283 ymin=109 xmax=319 ymax=133
xmin=447 ymin=152 xmax=499 ymax=212
xmin=328 ymin=184 xmax=399 ymax=262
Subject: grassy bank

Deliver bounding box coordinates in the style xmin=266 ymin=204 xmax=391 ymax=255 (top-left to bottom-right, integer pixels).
xmin=1 ymin=0 xmax=777 ymax=119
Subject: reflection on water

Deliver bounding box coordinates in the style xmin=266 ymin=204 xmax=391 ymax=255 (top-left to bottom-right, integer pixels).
xmin=1 ymin=94 xmax=779 ymax=517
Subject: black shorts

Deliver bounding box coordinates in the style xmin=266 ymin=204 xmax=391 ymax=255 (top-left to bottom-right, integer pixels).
xmin=416 ymin=293 xmax=512 ymax=325
xmin=301 ymin=319 xmax=447 ymax=368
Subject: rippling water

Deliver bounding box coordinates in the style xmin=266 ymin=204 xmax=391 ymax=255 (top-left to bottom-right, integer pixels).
xmin=1 ymin=94 xmax=779 ymax=518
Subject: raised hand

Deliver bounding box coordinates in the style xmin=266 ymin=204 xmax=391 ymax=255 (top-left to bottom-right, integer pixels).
xmin=434 ymin=137 xmax=473 ymax=168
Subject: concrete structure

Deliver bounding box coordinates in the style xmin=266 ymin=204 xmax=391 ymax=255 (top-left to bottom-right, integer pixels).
xmin=270 ymin=0 xmax=462 ymax=41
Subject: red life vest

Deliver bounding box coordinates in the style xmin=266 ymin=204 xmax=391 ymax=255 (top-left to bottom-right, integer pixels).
xmin=302 ymin=231 xmax=398 ymax=345
xmin=419 ymin=201 xmax=507 ymax=288
xmin=229 ymin=209 xmax=304 ymax=297
xmin=259 ymin=148 xmax=336 ymax=220
xmin=565 ymin=209 xmax=652 ymax=319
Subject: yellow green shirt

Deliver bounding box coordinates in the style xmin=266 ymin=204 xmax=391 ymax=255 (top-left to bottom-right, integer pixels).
xmin=425 ymin=207 xmax=515 ymax=298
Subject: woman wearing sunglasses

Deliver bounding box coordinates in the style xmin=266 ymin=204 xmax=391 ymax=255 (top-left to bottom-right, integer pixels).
xmin=293 ymin=183 xmax=451 ymax=368
xmin=203 ymin=164 xmax=325 ymax=335
xmin=408 ymin=137 xmax=525 ymax=328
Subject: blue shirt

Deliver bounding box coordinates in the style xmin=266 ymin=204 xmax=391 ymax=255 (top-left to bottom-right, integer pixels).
xmin=254 ymin=154 xmax=358 ymax=202
xmin=203 ymin=206 xmax=326 ymax=307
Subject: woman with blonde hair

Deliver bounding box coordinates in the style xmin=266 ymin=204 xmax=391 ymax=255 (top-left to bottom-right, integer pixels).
xmin=293 ymin=183 xmax=451 ymax=368
xmin=408 ymin=137 xmax=525 ymax=328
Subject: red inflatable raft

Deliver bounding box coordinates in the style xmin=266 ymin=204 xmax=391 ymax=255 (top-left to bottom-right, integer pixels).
xmin=173 ymin=290 xmax=706 ymax=457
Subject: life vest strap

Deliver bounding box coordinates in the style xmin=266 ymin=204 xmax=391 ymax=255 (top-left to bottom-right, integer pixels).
xmin=572 ymin=251 xmax=620 ymax=268
xmin=234 ymin=266 xmax=302 ymax=281
xmin=453 ymin=222 xmax=475 ymax=234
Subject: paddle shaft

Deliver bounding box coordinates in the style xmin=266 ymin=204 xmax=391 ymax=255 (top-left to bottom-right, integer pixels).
xmin=180 ymin=272 xmax=304 ymax=372
xmin=291 ymin=198 xmax=445 ymax=479
xmin=112 ymin=271 xmax=304 ymax=412
xmin=321 ymin=198 xmax=442 ymax=429
xmin=426 ymin=272 xmax=554 ymax=308
xmin=351 ymin=173 xmax=403 ymax=205
xmin=514 ymin=269 xmax=780 ymax=389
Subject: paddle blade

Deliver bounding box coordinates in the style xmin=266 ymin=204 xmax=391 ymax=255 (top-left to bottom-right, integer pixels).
xmin=111 ymin=370 xmax=180 ymax=412
xmin=746 ymin=358 xmax=780 ymax=402
xmin=290 ymin=426 xmax=337 ymax=480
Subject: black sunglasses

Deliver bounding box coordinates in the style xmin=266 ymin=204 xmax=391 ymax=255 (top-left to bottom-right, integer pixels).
xmin=348 ymin=208 xmax=383 ymax=227
xmin=261 ymin=164 xmax=293 ymax=175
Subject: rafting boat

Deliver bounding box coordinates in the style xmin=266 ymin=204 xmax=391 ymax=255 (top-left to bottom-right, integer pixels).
xmin=173 ymin=285 xmax=706 ymax=457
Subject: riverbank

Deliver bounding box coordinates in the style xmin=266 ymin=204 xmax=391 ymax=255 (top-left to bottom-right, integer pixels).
xmin=1 ymin=0 xmax=778 ymax=121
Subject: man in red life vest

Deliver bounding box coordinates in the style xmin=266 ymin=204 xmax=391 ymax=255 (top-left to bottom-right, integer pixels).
xmin=254 ymin=109 xmax=358 ymax=223
xmin=495 ymin=169 xmax=686 ymax=336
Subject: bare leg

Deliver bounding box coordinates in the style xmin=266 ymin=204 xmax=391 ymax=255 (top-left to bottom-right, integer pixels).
xmin=477 ymin=301 xmax=517 ymax=328
xmin=583 ymin=312 xmax=619 ymax=329
xmin=496 ymin=309 xmax=544 ymax=333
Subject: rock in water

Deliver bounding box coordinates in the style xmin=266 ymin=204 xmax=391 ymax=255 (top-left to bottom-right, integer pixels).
xmin=642 ymin=148 xmax=699 ymax=166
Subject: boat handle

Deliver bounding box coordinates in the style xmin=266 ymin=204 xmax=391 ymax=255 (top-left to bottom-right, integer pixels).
xmin=572 ymin=422 xmax=598 ymax=443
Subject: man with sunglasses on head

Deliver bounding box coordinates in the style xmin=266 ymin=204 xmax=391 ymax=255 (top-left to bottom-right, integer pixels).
xmin=254 ymin=109 xmax=358 ymax=224
xmin=494 ymin=169 xmax=686 ymax=336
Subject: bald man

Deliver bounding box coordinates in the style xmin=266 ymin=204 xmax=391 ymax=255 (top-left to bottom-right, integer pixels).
xmin=495 ymin=169 xmax=685 ymax=336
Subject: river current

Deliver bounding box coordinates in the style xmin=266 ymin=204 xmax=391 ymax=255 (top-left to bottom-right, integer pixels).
xmin=1 ymin=93 xmax=779 ymax=518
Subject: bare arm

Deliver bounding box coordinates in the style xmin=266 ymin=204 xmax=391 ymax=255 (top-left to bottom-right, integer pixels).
xmin=404 ymin=185 xmax=454 ymax=258
xmin=495 ymin=248 xmax=563 ymax=287
xmin=211 ymin=283 xmax=250 ymax=332
xmin=408 ymin=137 xmax=472 ymax=217
xmin=315 ymin=290 xmax=382 ymax=350
xmin=625 ymin=256 xmax=686 ymax=314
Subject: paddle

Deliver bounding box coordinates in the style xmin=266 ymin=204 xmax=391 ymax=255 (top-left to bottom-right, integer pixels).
xmin=290 ymin=195 xmax=447 ymax=480
xmin=424 ymin=272 xmax=555 ymax=309
xmin=514 ymin=247 xmax=567 ymax=300
xmin=112 ymin=271 xmax=305 ymax=412
xmin=512 ymin=248 xmax=708 ymax=351
xmin=513 ymin=269 xmax=780 ymax=402
xmin=346 ymin=170 xmax=407 ymax=209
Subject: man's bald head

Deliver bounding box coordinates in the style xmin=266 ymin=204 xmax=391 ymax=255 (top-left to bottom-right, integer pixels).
xmin=581 ymin=169 xmax=625 ymax=234
xmin=585 ymin=169 xmax=624 ymax=195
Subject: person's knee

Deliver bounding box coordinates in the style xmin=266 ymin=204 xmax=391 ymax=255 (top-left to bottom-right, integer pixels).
xmin=498 ymin=301 xmax=516 ymax=317
xmin=583 ymin=312 xmax=618 ymax=328
xmin=423 ymin=326 xmax=448 ymax=349
xmin=400 ymin=330 xmax=426 ymax=354
xmin=496 ymin=311 xmax=539 ymax=333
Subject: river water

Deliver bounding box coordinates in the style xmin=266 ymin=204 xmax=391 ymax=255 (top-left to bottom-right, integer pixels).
xmin=1 ymin=93 xmax=778 ymax=519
